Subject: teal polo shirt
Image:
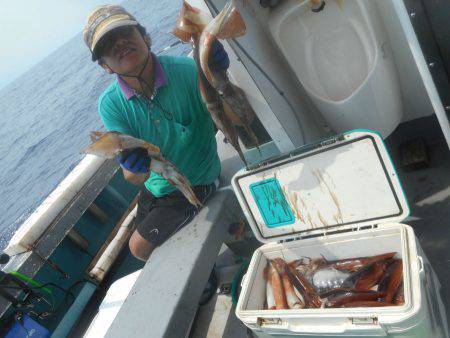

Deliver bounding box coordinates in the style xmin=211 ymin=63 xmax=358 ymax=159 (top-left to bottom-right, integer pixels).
xmin=98 ymin=54 xmax=221 ymax=197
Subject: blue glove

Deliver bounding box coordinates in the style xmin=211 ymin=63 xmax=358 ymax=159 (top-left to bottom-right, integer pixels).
xmin=208 ymin=40 xmax=230 ymax=72
xmin=117 ymin=148 xmax=150 ymax=174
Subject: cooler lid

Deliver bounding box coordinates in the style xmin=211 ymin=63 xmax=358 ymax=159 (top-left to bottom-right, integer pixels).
xmin=231 ymin=130 xmax=409 ymax=243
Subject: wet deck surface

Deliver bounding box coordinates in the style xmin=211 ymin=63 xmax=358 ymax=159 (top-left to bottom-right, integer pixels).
xmin=191 ymin=115 xmax=450 ymax=337
xmin=384 ymin=116 xmax=450 ymax=325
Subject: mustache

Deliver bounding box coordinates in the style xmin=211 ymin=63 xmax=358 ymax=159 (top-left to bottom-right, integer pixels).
xmin=115 ymin=44 xmax=136 ymax=59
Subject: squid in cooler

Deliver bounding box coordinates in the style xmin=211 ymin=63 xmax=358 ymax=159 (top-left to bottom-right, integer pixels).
xmin=312 ymin=267 xmax=349 ymax=292
xmin=290 ymin=252 xmax=393 ymax=288
xmin=83 ymin=131 xmax=202 ymax=208
xmin=263 ymin=265 xmax=276 ymax=310
xmin=289 ymin=256 xmax=324 ymax=281
xmin=261 ymin=252 xmax=403 ymax=309
xmin=272 ymin=259 xmax=305 ymax=309
xmin=378 ymin=259 xmax=403 ymax=303
xmin=318 ymin=252 xmax=397 ymax=273
xmin=324 ymin=289 xmax=387 ymax=308
xmin=286 ymin=264 xmax=323 ymax=308
xmin=267 ymin=261 xmax=288 ymax=310
xmin=341 ymin=261 xmax=388 ymax=290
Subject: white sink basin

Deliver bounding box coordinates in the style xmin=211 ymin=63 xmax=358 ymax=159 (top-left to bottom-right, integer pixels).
xmin=269 ymin=0 xmax=403 ymax=137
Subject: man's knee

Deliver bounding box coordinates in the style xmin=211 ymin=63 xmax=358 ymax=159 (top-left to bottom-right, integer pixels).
xmin=129 ymin=231 xmax=154 ymax=261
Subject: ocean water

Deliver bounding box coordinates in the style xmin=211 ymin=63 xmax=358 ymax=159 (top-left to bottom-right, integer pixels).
xmin=0 ymin=0 xmax=191 ymax=251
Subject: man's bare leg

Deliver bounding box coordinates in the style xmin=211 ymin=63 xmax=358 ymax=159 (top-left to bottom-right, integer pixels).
xmin=129 ymin=230 xmax=155 ymax=261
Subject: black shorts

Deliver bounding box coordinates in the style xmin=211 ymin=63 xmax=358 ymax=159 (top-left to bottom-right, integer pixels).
xmin=135 ymin=183 xmax=216 ymax=246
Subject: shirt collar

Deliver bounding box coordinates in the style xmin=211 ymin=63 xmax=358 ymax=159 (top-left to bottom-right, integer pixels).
xmin=117 ymin=53 xmax=168 ymax=100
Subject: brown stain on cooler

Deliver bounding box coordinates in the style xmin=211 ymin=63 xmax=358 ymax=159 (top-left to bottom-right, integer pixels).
xmin=299 ymin=196 xmax=307 ymax=210
xmin=317 ymin=210 xmax=328 ymax=227
xmin=288 ymin=192 xmax=304 ymax=223
xmin=333 ymin=214 xmax=341 ymax=224
xmin=280 ymin=182 xmax=311 ymax=228
xmin=281 ymin=185 xmax=297 ymax=221
xmin=313 ymin=169 xmax=343 ymax=223
xmin=298 ymin=196 xmax=317 ymax=228
xmin=307 ymin=213 xmax=318 ymax=229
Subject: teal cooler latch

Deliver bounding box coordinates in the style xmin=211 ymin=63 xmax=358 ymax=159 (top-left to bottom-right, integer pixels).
xmin=249 ymin=177 xmax=295 ymax=228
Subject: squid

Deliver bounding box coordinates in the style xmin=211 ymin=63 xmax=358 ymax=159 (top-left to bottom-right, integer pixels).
xmin=198 ymin=1 xmax=260 ymax=150
xmin=341 ymin=261 xmax=387 ymax=290
xmin=272 ymin=258 xmax=305 ymax=309
xmin=382 ymin=260 xmax=403 ymax=303
xmin=325 ymin=290 xmax=386 ymax=308
xmin=319 ymin=252 xmax=396 ymax=273
xmin=312 ymin=267 xmax=349 ymax=292
xmin=289 ymin=257 xmax=325 ymax=280
xmin=173 ymin=1 xmax=259 ymax=166
xmin=263 ymin=265 xmax=276 ymax=310
xmin=286 ymin=264 xmax=323 ymax=308
xmin=267 ymin=261 xmax=288 ymax=310
xmin=83 ymin=131 xmax=202 ymax=208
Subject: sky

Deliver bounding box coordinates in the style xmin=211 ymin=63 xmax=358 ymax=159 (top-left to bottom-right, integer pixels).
xmin=0 ymin=0 xmax=121 ymax=90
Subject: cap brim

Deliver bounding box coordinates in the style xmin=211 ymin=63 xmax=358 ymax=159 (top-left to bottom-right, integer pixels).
xmin=91 ymin=19 xmax=138 ymax=61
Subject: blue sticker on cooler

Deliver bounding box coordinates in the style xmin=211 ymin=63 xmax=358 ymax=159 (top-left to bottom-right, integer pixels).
xmin=249 ymin=177 xmax=295 ymax=228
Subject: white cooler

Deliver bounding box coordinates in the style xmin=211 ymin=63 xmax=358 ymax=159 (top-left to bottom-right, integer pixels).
xmin=232 ymin=130 xmax=448 ymax=337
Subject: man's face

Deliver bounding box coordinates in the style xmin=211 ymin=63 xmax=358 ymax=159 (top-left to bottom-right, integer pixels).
xmin=97 ymin=26 xmax=150 ymax=75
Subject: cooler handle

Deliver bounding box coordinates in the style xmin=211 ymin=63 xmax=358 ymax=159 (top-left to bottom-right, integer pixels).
xmin=257 ymin=320 xmax=349 ymax=334
xmin=279 ymin=319 xmax=387 ymax=335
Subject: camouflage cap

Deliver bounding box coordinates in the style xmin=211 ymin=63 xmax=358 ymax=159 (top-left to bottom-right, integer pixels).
xmin=83 ymin=4 xmax=139 ymax=61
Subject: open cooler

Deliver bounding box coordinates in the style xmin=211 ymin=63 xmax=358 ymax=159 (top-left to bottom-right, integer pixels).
xmin=232 ymin=130 xmax=448 ymax=337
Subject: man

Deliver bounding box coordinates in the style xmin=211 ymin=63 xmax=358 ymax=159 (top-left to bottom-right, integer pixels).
xmin=83 ymin=5 xmax=229 ymax=262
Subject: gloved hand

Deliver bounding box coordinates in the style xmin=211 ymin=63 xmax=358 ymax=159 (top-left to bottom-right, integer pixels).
xmin=117 ymin=147 xmax=150 ymax=174
xmin=208 ymin=40 xmax=230 ymax=72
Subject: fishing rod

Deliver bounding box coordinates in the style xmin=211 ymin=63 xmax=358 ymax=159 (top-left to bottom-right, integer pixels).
xmin=3 ymin=245 xmax=69 ymax=279
xmin=154 ymin=40 xmax=183 ymax=55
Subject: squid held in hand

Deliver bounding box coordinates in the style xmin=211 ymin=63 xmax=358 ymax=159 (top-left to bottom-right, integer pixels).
xmin=83 ymin=131 xmax=202 ymax=208
xmin=173 ymin=1 xmax=260 ymax=166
